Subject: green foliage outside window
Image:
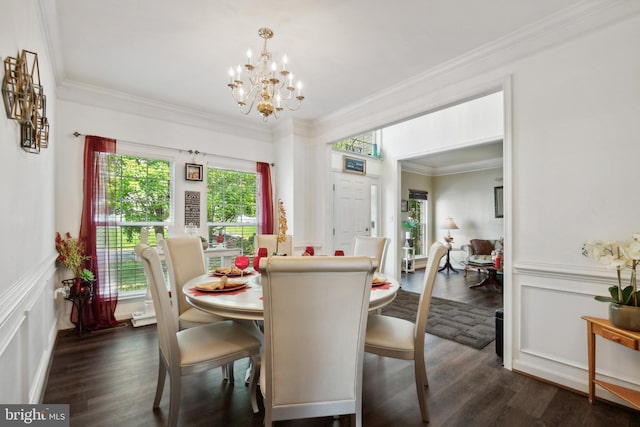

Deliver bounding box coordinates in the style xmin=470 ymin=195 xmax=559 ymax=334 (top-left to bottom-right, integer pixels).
xmin=105 ymin=154 xmax=172 ymax=293
xmin=207 ymin=168 xmax=257 ymax=256
xmin=408 ymin=200 xmax=424 ymax=255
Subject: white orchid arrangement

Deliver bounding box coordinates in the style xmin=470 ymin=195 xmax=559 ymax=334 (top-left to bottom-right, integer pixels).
xmin=582 ymin=234 xmax=640 ymax=306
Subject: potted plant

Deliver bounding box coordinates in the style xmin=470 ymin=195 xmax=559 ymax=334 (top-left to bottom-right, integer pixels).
xmin=582 ymin=236 xmax=640 ymax=330
xmin=402 ymin=217 xmax=418 ymax=247
xmin=77 ymin=268 xmax=95 ymax=297
xmin=200 ymin=236 xmax=209 ymax=250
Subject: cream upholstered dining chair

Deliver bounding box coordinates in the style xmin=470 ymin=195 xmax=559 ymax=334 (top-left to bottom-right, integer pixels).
xmin=254 ymin=234 xmax=293 ymax=256
xmin=159 ymin=237 xmax=236 ymax=380
xmin=135 ymin=244 xmax=261 ymax=427
xmin=258 ymin=255 xmax=377 ymax=426
xmin=159 ymin=237 xmax=227 ymax=330
xmin=352 ymin=236 xmax=390 ymax=272
xmin=364 ymin=242 xmax=448 ymax=423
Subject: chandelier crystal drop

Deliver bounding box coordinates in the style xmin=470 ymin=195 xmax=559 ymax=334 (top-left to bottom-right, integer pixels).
xmin=227 ymin=27 xmax=304 ymax=121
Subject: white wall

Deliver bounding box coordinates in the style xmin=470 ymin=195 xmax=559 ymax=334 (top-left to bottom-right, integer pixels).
xmin=433 ymin=168 xmax=504 ymax=247
xmin=317 ymin=8 xmax=640 ymax=407
xmin=0 ymin=0 xmax=58 ymax=404
xmin=507 ymin=11 xmax=640 ymax=399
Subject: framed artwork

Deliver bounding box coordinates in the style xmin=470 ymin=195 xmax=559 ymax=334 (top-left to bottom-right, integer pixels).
xmin=185 ymin=163 xmax=203 ymax=181
xmin=494 ymin=186 xmax=504 ymax=218
xmin=342 ymin=156 xmax=366 ymax=175
xmin=401 ymin=199 xmax=409 ymax=212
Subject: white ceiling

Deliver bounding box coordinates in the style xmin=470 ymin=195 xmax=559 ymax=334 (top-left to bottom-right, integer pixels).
xmin=47 ymin=0 xmax=585 ymax=124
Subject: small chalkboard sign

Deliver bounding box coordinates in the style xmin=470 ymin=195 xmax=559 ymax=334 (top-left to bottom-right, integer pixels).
xmin=342 ymin=156 xmax=366 ymax=175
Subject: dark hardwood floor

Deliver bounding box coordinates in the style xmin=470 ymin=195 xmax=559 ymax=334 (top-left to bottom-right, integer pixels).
xmin=42 ymin=264 xmax=639 ymax=426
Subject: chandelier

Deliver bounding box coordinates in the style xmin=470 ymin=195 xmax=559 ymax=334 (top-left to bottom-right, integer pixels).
xmin=227 ymin=27 xmax=304 ymax=120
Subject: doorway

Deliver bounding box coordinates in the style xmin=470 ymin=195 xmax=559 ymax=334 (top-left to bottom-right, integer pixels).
xmin=332 ymin=171 xmax=380 ymax=254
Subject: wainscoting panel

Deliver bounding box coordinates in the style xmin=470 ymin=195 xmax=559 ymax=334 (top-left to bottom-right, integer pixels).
xmin=0 ymin=258 xmax=58 ymax=404
xmin=512 ymin=261 xmax=640 ymax=408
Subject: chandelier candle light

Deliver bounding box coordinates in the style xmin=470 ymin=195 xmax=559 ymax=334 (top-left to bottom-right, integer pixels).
xmin=227 ymin=27 xmax=304 ymax=120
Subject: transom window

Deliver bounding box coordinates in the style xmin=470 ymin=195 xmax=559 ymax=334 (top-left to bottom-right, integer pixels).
xmin=332 ymin=130 xmax=380 ymax=157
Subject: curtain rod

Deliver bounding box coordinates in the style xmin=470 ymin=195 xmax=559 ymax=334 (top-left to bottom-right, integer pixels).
xmin=72 ymin=131 xmax=274 ymax=166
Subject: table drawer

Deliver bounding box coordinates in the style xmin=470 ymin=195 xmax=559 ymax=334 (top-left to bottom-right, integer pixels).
xmin=594 ymin=324 xmax=638 ymax=350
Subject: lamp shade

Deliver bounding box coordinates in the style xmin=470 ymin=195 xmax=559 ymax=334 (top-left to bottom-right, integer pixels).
xmin=440 ymin=217 xmax=459 ymax=230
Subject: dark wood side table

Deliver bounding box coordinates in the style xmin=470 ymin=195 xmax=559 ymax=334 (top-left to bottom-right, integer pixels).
xmin=64 ymin=281 xmax=94 ymax=337
xmin=438 ymin=247 xmax=458 ymax=274
xmin=582 ymin=316 xmax=640 ymax=409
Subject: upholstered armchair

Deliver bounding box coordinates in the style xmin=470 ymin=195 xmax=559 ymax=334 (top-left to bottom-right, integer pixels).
xmin=461 ymin=239 xmax=503 ymax=276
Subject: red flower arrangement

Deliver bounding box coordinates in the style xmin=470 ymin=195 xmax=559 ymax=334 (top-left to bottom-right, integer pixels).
xmin=55 ymin=232 xmax=90 ymax=278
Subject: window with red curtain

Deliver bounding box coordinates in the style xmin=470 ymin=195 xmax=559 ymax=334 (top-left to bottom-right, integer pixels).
xmin=78 ymin=135 xmax=119 ymax=330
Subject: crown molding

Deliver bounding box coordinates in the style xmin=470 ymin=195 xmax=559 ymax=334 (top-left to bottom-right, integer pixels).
xmin=402 ymin=157 xmax=503 ymax=176
xmin=400 ymin=162 xmax=434 ymax=176
xmin=37 ymin=0 xmax=65 ymax=86
xmin=312 ymin=0 xmax=640 ymax=142
xmin=56 ymin=81 xmax=272 ymax=142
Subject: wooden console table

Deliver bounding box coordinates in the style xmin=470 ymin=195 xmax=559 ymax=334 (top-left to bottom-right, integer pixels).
xmin=582 ymin=316 xmax=640 ymax=409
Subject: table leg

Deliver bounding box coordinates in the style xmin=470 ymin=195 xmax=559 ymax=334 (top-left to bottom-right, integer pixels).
xmin=438 ymin=249 xmax=458 ymax=274
xmin=469 ymin=269 xmax=501 ymax=291
xmin=586 ymin=322 xmax=596 ymax=404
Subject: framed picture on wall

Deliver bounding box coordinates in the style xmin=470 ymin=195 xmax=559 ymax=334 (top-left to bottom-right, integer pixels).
xmin=401 ymin=199 xmax=409 ymax=212
xmin=342 ymin=156 xmax=366 ymax=175
xmin=185 ymin=163 xmax=203 ymax=181
xmin=494 ymin=186 xmax=504 ymax=218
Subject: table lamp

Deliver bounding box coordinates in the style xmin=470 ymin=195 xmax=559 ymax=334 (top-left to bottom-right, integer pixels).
xmin=440 ymin=217 xmax=459 ymax=244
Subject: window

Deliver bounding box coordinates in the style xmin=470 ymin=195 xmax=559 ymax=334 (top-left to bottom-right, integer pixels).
xmin=407 ymin=190 xmax=428 ymax=256
xmin=207 ymin=168 xmax=257 ymax=267
xmin=104 ymin=154 xmax=172 ymax=294
xmin=332 ymin=130 xmax=380 ymax=157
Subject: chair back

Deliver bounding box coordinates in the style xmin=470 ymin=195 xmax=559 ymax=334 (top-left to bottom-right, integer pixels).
xmin=351 ymin=236 xmax=390 ymax=272
xmin=414 ymin=242 xmax=448 ymax=350
xmin=255 ymin=234 xmax=293 ymax=256
xmin=135 ymin=244 xmax=180 ymax=374
xmin=159 ymin=237 xmax=206 ymax=318
xmin=260 ymin=256 xmax=377 ymax=424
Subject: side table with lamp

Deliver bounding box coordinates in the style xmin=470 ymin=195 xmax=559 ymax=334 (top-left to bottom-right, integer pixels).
xmin=438 ymin=217 xmax=459 ymax=274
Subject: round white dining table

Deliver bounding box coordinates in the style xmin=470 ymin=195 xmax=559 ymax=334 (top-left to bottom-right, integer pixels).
xmin=183 ymin=271 xmax=400 ymax=321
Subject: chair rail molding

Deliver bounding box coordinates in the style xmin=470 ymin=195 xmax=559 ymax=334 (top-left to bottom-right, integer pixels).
xmin=513 ymin=260 xmax=621 ymax=286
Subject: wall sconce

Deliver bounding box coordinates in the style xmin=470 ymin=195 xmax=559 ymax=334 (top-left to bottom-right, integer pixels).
xmin=2 ymin=49 xmax=49 ymax=153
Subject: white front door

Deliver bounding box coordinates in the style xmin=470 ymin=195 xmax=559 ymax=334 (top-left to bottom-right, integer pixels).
xmin=333 ymin=172 xmax=378 ymax=254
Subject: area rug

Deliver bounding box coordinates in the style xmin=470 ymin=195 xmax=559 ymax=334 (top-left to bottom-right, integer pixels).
xmin=381 ymin=290 xmax=496 ymax=350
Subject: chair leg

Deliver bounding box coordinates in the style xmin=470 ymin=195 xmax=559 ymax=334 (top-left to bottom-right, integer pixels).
xmin=153 ymin=354 xmax=167 ymax=408
xmin=249 ymin=354 xmax=260 ymax=414
xmin=225 ymin=362 xmax=235 ymax=382
xmin=168 ymin=370 xmax=182 ymax=427
xmin=424 ymin=366 xmax=429 ymax=388
xmin=414 ymin=359 xmax=430 ymax=422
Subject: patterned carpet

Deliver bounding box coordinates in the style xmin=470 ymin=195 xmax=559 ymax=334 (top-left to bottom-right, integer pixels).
xmin=381 ymin=290 xmax=497 ymax=350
